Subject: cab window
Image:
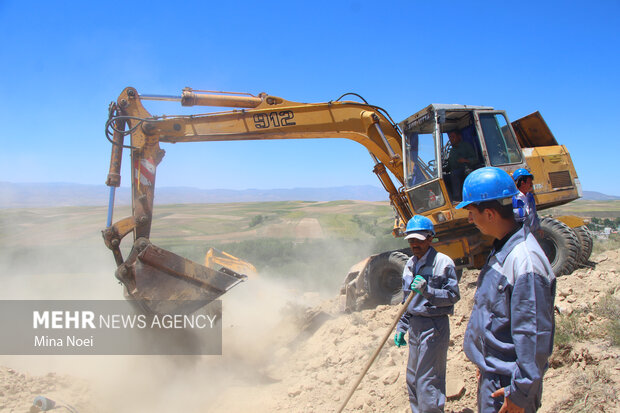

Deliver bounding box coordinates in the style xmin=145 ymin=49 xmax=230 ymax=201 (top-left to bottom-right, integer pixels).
xmin=402 ymin=114 xmax=446 ymax=213
xmin=479 ymin=113 xmax=522 ymax=165
xmin=405 ymin=130 xmax=438 ymax=187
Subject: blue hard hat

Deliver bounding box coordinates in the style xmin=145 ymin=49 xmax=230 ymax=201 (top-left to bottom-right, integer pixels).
xmin=455 ymin=167 xmax=519 ymax=209
xmin=512 ymin=168 xmax=534 ymax=182
xmin=404 ymin=215 xmax=435 ymax=240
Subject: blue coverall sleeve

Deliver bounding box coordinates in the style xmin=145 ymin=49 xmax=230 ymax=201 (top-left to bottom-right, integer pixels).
xmin=422 ymin=264 xmax=460 ymax=307
xmin=504 ymin=272 xmax=554 ymax=408
xmin=528 ymin=193 xmax=541 ymax=232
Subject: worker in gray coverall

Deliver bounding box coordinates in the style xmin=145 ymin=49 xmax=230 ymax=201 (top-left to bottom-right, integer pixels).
xmin=456 ymin=167 xmax=556 ymax=413
xmin=394 ymin=215 xmax=460 ymax=413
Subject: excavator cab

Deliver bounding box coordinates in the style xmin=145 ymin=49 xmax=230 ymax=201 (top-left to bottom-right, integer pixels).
xmin=400 ymin=105 xmax=526 ymax=212
xmin=399 ymin=104 xmax=585 ymax=276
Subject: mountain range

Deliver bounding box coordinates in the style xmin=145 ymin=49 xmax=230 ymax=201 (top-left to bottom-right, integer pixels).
xmin=0 ymin=182 xmax=388 ymax=208
xmin=0 ymin=182 xmax=618 ymax=208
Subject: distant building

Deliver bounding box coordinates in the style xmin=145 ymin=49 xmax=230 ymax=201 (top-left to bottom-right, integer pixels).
xmin=595 ymin=227 xmax=612 ymax=240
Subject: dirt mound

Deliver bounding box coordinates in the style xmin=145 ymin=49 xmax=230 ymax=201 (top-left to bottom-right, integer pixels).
xmin=0 ymin=366 xmax=92 ymax=412
xmin=210 ymin=249 xmax=620 ymax=412
xmin=2 ymin=250 xmax=619 ymax=412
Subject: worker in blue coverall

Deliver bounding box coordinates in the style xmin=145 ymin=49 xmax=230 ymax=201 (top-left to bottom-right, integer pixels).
xmin=393 ymin=215 xmax=460 ymax=413
xmin=455 ymin=167 xmax=556 ymax=413
xmin=511 ymin=168 xmax=541 ymax=236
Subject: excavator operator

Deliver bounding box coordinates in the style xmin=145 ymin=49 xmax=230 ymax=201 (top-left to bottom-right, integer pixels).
xmin=445 ymin=130 xmax=478 ymax=202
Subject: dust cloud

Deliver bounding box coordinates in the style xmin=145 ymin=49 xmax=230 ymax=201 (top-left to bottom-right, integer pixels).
xmin=0 ymin=211 xmax=330 ymax=412
xmin=0 ymin=206 xmax=395 ymax=412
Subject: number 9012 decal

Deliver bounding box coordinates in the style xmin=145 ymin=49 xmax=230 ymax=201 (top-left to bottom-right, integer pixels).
xmin=253 ymin=111 xmax=296 ymax=129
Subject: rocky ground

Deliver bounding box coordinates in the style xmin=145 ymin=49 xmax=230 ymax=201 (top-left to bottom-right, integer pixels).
xmin=1 ymin=250 xmax=619 ymax=413
xmin=0 ymin=367 xmax=90 ymax=412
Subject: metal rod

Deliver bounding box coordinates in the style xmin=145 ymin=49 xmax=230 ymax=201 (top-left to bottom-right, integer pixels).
xmin=139 ymin=91 xmax=263 ymax=107
xmin=181 ymin=90 xmax=263 ymax=108
xmin=106 ymin=187 xmax=116 ymax=227
xmin=374 ymin=122 xmax=397 ymax=158
xmin=337 ymin=290 xmax=416 ymax=413
xmin=139 ymin=94 xmax=182 ymax=102
xmin=368 ymin=150 xmax=380 ymax=164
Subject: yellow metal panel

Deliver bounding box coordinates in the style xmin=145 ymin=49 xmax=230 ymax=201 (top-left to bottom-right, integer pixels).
xmin=511 ymin=111 xmax=558 ymax=147
xmin=532 ymin=145 xmax=566 ymax=156
xmin=434 ymin=239 xmax=466 ymax=261
xmin=204 ymin=248 xmax=258 ymax=278
xmin=535 ymin=191 xmax=580 ymax=208
xmin=523 ymin=144 xmax=580 ymax=211
xmin=555 ymin=215 xmax=586 ymax=228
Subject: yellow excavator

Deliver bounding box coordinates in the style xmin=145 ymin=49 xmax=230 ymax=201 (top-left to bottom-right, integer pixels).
xmin=103 ymin=87 xmax=590 ymax=314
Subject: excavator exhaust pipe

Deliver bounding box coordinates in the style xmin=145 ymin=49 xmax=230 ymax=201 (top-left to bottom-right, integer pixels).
xmin=116 ymin=238 xmax=247 ymax=315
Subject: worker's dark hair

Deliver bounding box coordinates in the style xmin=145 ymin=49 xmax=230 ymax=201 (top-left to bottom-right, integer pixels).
xmin=470 ymin=200 xmax=514 ymax=220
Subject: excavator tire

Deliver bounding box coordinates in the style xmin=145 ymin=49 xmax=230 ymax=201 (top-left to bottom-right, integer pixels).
xmin=572 ymin=225 xmax=594 ymax=266
xmin=537 ymin=217 xmax=581 ymax=276
xmin=366 ymin=251 xmax=409 ymax=306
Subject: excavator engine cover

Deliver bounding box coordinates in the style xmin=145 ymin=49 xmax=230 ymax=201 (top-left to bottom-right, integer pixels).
xmin=116 ymin=238 xmax=247 ymax=315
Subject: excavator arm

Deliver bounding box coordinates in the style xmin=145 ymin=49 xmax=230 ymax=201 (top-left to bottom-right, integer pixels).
xmin=103 ymin=87 xmax=413 ymax=315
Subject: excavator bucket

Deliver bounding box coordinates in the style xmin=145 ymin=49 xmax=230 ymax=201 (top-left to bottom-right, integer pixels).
xmin=116 ymin=238 xmax=247 ymax=315
xmin=204 ymin=247 xmax=258 ymax=279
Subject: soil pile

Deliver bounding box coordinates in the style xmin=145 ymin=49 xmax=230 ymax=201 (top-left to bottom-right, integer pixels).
xmin=211 ymin=249 xmax=620 ymax=412
xmin=2 ymin=250 xmax=619 ymax=412
xmin=0 ymin=366 xmax=91 ymax=412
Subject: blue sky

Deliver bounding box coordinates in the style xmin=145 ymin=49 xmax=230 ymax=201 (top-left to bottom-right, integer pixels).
xmin=1 ymin=1 xmax=618 ymax=195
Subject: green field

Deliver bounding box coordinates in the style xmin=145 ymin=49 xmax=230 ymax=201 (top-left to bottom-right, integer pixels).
xmin=0 ymin=201 xmax=404 ymax=293
xmin=1 ymin=198 xmax=618 ymax=294
xmin=543 ymin=200 xmax=620 ymax=218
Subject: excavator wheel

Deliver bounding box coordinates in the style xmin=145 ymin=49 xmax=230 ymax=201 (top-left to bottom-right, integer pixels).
xmin=366 ymin=251 xmax=409 ymax=305
xmin=537 ymin=217 xmax=581 ymax=276
xmin=572 ymin=225 xmax=594 ymax=266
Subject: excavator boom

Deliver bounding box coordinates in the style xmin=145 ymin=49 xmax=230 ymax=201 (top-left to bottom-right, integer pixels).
xmin=102 ymin=87 xmax=412 ymax=315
